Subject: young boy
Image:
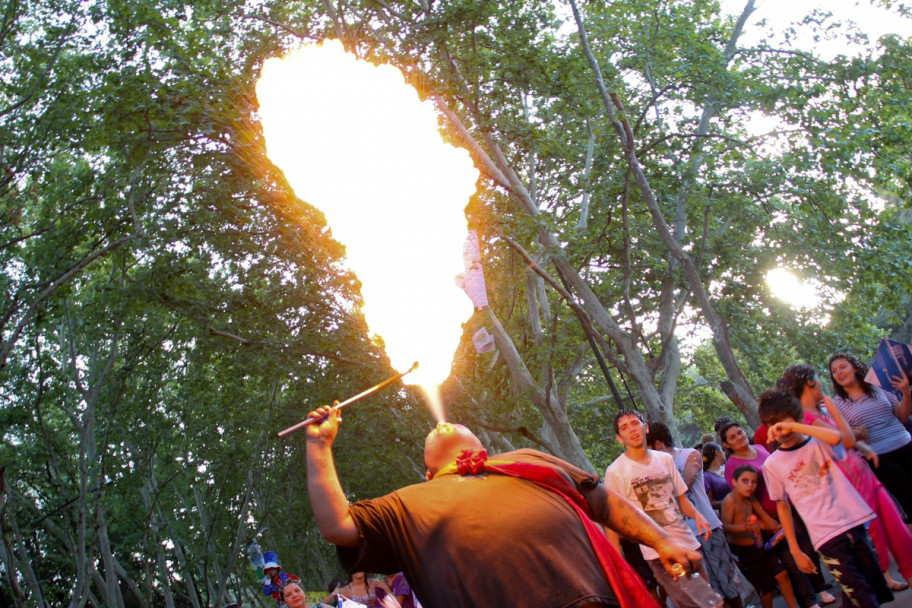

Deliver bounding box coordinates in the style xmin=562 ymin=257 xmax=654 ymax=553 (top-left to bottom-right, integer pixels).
xmin=719 ymin=419 xmax=831 ymax=607
xmin=647 ymin=422 xmax=747 ymax=608
xmin=606 ymin=409 xmax=716 ymax=608
xmin=758 ymin=390 xmax=893 ymax=607
xmin=721 ymin=464 xmax=798 ymax=608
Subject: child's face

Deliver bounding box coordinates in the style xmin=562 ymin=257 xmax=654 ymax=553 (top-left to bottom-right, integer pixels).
xmin=734 ymin=471 xmax=758 ymax=498
xmin=769 ymin=415 xmax=800 ymax=446
xmin=803 ymin=375 xmax=823 ymax=401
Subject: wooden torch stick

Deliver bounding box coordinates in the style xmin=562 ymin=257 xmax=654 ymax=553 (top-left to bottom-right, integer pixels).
xmin=277 ymin=362 xmax=419 ymax=438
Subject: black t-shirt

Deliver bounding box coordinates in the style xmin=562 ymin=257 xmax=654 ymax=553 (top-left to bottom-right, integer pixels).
xmin=338 ymin=449 xmax=619 ymax=608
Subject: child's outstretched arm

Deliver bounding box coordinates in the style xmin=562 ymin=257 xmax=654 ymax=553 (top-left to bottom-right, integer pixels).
xmin=776 ymin=500 xmax=817 ymax=575
xmin=769 ymin=420 xmax=840 ymax=446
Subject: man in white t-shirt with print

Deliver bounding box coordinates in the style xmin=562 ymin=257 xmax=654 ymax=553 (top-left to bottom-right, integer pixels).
xmin=605 ymin=408 xmax=716 ymax=608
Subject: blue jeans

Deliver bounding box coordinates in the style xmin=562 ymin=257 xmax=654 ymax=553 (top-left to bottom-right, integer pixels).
xmin=818 ymin=525 xmax=892 ymax=607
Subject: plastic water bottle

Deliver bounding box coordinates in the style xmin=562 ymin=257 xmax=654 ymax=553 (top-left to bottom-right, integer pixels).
xmin=764 ymin=528 xmax=786 ymax=550
xmin=672 ymin=569 xmax=724 ymax=607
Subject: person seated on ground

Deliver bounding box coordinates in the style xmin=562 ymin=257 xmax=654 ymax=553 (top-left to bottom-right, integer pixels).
xmin=721 ymin=464 xmax=797 ymax=608
xmin=304 ymin=405 xmax=702 ymax=608
xmin=338 ymin=572 xmax=390 ymax=607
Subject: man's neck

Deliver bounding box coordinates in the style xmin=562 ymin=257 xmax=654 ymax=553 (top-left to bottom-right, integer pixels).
xmin=625 ymin=444 xmax=649 ymax=463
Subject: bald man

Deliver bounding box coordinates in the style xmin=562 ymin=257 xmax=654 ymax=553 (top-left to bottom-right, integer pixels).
xmin=305 ymin=406 xmax=701 ymax=608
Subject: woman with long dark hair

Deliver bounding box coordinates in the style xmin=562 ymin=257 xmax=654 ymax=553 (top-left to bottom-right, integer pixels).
xmin=828 ymin=353 xmax=912 ymax=520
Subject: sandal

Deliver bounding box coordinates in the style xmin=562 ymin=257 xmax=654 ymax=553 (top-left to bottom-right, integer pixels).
xmin=818 ymin=590 xmax=837 ymax=605
xmin=889 ymin=580 xmax=910 ymax=591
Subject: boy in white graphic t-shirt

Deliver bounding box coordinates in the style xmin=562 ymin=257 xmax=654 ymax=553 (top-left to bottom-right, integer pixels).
xmin=605 ymin=409 xmax=716 ymax=608
xmin=758 ymin=389 xmax=892 ymax=607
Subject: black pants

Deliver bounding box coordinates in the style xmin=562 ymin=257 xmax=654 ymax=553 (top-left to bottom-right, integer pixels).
xmin=818 ymin=525 xmax=892 ymax=607
xmin=871 ymin=440 xmax=912 ymax=522
xmin=774 ymin=507 xmax=826 ymax=608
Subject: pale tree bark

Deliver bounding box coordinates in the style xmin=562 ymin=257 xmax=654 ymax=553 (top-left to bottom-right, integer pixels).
xmin=58 ymin=306 xmax=123 ymax=608
xmin=574 ymin=116 xmax=597 ymax=232
xmin=0 ymin=195 xmax=141 ymax=371
xmin=0 ymin=472 xmax=44 ymax=608
xmin=162 ymin=516 xmax=202 ymax=608
xmin=330 ymin=0 xmax=758 ymax=441
xmin=202 ymin=430 xmax=264 ymax=606
xmin=140 ymin=478 xmax=179 ymax=608
xmin=488 ymin=309 xmax=595 ymax=472
xmin=112 ymin=557 xmax=146 ymax=608
xmin=440 ymin=93 xmax=681 ymax=432
xmin=95 ymin=502 xmax=124 ymax=608
xmin=567 ymin=0 xmax=763 ymax=428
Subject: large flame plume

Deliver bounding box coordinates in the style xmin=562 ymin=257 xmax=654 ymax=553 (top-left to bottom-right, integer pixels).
xmin=256 ymin=40 xmax=478 ymax=416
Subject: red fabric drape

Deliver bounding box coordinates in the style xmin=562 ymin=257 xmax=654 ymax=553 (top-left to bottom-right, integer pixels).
xmin=454 ymin=450 xmax=660 ymax=608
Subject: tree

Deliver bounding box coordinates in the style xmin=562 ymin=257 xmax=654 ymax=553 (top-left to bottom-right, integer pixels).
xmin=4 ymin=0 xmax=912 ymax=600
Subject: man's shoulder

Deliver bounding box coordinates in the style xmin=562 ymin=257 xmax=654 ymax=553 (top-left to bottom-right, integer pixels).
xmin=761 ymin=445 xmax=794 ymax=474
xmin=605 ymin=452 xmax=631 ymax=474
xmin=500 ymin=448 xmax=601 ymax=485
xmin=651 ymin=448 xmax=676 ymax=467
xmin=675 ymin=447 xmax=699 ymax=463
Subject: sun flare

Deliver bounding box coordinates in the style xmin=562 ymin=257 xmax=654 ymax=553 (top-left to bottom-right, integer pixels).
xmin=765 ymin=267 xmax=821 ymax=310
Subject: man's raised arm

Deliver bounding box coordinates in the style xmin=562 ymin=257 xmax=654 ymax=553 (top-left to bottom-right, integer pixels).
xmin=305 ymin=405 xmax=360 ymax=548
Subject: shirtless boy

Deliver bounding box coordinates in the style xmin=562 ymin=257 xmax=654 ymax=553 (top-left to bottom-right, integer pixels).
xmin=721 ymin=465 xmax=798 ymax=608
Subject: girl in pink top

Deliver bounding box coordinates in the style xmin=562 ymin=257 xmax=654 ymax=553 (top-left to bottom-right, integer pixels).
xmin=720 ymin=422 xmax=778 ymax=520
xmin=778 ymin=364 xmax=912 ymax=592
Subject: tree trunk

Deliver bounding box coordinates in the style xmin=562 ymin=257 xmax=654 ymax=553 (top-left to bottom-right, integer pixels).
xmin=488 ymin=309 xmax=595 ymax=472
xmin=567 ymin=0 xmax=762 ymax=428
xmin=0 ymin=469 xmax=28 ymax=608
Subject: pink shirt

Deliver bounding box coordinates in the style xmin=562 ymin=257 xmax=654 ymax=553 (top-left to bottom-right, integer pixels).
xmin=804 ymin=410 xmax=882 ymax=505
